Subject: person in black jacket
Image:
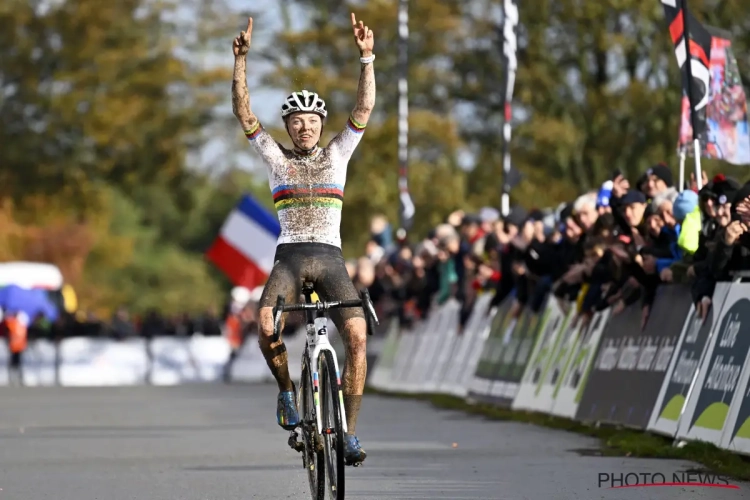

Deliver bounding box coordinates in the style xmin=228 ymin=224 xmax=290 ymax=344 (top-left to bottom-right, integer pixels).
xmin=691 ymin=177 xmax=740 ymax=318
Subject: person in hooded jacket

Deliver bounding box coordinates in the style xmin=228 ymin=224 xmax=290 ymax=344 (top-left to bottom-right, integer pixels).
xmin=691 ymin=177 xmax=740 ymax=319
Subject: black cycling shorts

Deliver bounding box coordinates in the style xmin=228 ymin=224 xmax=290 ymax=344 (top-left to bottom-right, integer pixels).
xmin=259 ymin=242 xmax=364 ymax=330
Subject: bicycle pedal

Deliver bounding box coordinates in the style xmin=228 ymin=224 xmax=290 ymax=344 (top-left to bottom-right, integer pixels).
xmin=287 ymin=431 xmax=302 ymax=452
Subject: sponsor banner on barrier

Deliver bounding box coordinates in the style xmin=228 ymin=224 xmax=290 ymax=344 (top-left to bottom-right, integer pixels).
xmin=390 ymin=313 xmax=428 ymax=387
xmin=486 ymin=306 xmax=530 ymax=401
xmin=524 ymin=305 xmax=579 ymax=413
xmin=468 ymin=297 xmax=513 ymax=398
xmin=721 ymin=287 xmax=750 ymax=455
xmin=423 ymin=301 xmax=462 ymax=392
xmin=676 ymin=285 xmax=750 ymax=446
xmin=440 ymin=293 xmax=494 ymax=395
xmin=367 ymin=317 xmax=402 ymax=391
xmin=408 ymin=301 xmax=459 ymax=391
xmin=575 ymin=285 xmax=691 ymax=428
xmin=549 ymin=309 xmax=610 ymax=419
xmin=648 ymin=283 xmax=732 ymax=437
xmin=511 ymin=299 xmax=569 ymax=411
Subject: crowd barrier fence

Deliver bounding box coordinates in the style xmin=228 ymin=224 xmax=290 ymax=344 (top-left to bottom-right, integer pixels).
xmin=0 ymin=323 xmax=379 ymax=387
xmin=367 ymin=281 xmax=750 ymax=458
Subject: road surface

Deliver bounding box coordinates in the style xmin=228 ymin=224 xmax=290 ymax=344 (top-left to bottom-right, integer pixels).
xmin=0 ymin=384 xmax=746 ymax=499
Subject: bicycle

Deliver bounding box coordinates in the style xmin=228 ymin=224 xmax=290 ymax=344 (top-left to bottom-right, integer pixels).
xmin=272 ymin=281 xmax=379 ymax=500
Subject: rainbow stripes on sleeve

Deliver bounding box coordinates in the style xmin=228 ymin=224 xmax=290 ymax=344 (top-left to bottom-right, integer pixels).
xmin=244 ymin=122 xmax=262 ymax=141
xmin=346 ymin=116 xmax=366 ymax=134
xmin=272 ymin=183 xmax=344 ymax=210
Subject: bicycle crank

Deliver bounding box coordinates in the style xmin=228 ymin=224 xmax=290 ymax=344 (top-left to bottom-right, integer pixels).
xmin=287 ymin=430 xmax=304 ymax=453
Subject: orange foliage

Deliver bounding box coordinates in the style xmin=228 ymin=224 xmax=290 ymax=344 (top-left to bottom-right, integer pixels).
xmin=0 ymin=198 xmax=95 ymax=288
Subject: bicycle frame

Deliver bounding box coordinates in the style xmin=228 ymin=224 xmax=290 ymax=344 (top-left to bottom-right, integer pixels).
xmin=272 ymin=284 xmax=379 ymax=438
xmin=301 ymin=297 xmax=348 ymax=435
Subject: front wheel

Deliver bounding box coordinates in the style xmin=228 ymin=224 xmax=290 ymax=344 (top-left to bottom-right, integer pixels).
xmin=301 ymin=359 xmax=325 ymax=500
xmin=320 ymin=350 xmax=345 ymax=499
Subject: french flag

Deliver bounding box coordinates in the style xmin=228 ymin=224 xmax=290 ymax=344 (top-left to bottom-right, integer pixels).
xmin=205 ymin=194 xmax=280 ymax=289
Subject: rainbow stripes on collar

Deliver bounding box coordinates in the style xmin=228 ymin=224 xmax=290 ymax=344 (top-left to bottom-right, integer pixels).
xmin=244 ymin=122 xmax=262 ymax=141
xmin=347 ymin=116 xmax=366 ymax=134
xmin=272 ymin=183 xmax=344 ymax=210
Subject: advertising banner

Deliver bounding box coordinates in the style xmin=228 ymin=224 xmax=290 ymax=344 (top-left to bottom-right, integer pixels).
xmin=574 ymin=287 xmax=690 ymax=428
xmin=677 ymin=32 xmax=750 ymax=165
xmin=367 ymin=317 xmax=402 ymax=391
xmin=511 ymin=299 xmax=566 ymax=409
xmin=676 ymin=285 xmax=750 ymax=446
xmin=720 ymin=285 xmax=750 ymax=456
xmin=512 ymin=300 xmax=572 ymax=412
xmin=549 ymin=309 xmax=611 ymax=419
xmin=647 ymin=283 xmax=731 ymax=437
xmin=487 ymin=302 xmax=545 ymax=406
xmin=468 ymin=297 xmax=514 ymax=399
xmin=440 ymin=293 xmax=494 ymax=396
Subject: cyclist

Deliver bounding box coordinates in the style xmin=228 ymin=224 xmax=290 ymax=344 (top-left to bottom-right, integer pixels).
xmin=231 ymin=14 xmax=375 ymax=465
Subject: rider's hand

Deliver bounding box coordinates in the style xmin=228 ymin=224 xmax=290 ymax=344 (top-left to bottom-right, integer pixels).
xmin=233 ymin=17 xmax=253 ymax=57
xmin=351 ymin=13 xmax=374 ymax=56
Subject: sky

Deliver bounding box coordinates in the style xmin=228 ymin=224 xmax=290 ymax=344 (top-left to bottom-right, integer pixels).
xmin=196 ymin=0 xmax=293 ymax=177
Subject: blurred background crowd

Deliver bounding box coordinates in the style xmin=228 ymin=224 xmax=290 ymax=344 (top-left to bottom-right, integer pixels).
xmin=352 ymin=165 xmax=750 ymax=334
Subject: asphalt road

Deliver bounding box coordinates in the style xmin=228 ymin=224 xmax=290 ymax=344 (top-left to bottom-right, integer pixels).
xmin=0 ymin=384 xmax=747 ymax=500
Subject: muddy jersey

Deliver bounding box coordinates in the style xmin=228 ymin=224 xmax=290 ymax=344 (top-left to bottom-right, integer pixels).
xmin=244 ymin=117 xmax=366 ymax=248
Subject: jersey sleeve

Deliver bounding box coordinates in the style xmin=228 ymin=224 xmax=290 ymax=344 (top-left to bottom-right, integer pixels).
xmin=244 ymin=122 xmax=286 ymax=169
xmin=327 ymin=115 xmax=366 ymax=163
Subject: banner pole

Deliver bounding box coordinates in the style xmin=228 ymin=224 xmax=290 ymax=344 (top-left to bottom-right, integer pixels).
xmin=397 ymin=0 xmax=414 ymax=234
xmin=500 ymin=0 xmax=518 ymax=217
xmin=678 ymin=150 xmax=686 ymax=191
xmin=693 ymin=139 xmax=703 ymax=190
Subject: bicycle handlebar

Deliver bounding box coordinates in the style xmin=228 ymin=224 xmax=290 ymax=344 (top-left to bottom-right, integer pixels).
xmin=271 ymin=289 xmax=380 ymax=343
xmin=277 ymin=299 xmax=364 ymax=312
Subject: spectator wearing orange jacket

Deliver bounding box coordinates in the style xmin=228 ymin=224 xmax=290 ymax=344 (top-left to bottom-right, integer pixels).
xmin=1 ymin=310 xmax=28 ymax=386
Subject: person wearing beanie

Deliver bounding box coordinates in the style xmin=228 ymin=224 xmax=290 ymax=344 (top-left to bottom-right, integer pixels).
xmin=644 ymin=162 xmax=674 ymax=199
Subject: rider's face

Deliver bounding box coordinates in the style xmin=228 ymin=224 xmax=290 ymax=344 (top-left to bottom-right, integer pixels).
xmin=286 ymin=112 xmax=322 ymax=150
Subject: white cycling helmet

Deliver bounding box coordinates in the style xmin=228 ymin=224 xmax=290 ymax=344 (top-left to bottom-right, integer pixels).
xmin=281 ymin=90 xmax=328 ymax=119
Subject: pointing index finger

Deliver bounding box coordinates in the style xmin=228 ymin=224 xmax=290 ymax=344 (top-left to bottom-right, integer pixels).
xmin=351 ymin=12 xmax=357 ymax=27
xmin=246 ymin=17 xmax=253 ymax=33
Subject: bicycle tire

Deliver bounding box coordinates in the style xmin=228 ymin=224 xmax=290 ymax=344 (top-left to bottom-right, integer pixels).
xmin=301 ymin=358 xmax=326 ymax=500
xmin=320 ymin=350 xmax=345 ymax=499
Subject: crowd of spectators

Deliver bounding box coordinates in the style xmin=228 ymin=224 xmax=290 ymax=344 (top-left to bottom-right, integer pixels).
xmin=355 ymin=164 xmax=750 ymax=332
xmin=22 ymin=307 xmax=225 ymax=341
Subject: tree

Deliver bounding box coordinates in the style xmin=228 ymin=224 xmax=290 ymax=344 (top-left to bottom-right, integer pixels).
xmin=455 ymin=0 xmax=750 ymax=207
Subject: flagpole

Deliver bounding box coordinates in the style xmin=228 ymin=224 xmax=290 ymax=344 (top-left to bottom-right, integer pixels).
xmin=500 ymin=0 xmax=518 ymax=217
xmin=682 ymin=0 xmax=703 ymax=189
xmin=678 ymin=149 xmax=686 ymax=191
xmin=397 ymin=0 xmax=414 ymax=234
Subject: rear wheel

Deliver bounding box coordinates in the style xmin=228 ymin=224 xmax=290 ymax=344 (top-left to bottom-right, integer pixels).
xmin=301 ymin=358 xmax=325 ymax=500
xmin=320 ymin=350 xmax=345 ymax=499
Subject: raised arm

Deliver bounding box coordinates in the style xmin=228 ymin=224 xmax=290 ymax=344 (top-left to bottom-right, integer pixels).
xmin=232 ymin=17 xmax=258 ymax=132
xmin=351 ymin=13 xmax=375 ymax=126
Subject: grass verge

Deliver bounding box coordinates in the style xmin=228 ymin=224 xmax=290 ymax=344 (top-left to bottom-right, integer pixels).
xmin=365 ymin=387 xmax=750 ymax=482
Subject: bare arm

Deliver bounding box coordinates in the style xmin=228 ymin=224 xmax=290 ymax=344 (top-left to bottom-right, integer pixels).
xmin=231 ymin=17 xmax=258 ymax=132
xmin=232 ymin=56 xmax=258 ymax=131
xmin=351 ymin=13 xmax=375 ymax=126
xmin=352 ymin=53 xmax=375 ymax=126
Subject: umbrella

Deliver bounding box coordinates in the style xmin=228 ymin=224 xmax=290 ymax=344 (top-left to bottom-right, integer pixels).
xmin=0 ymin=285 xmax=59 ymax=322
